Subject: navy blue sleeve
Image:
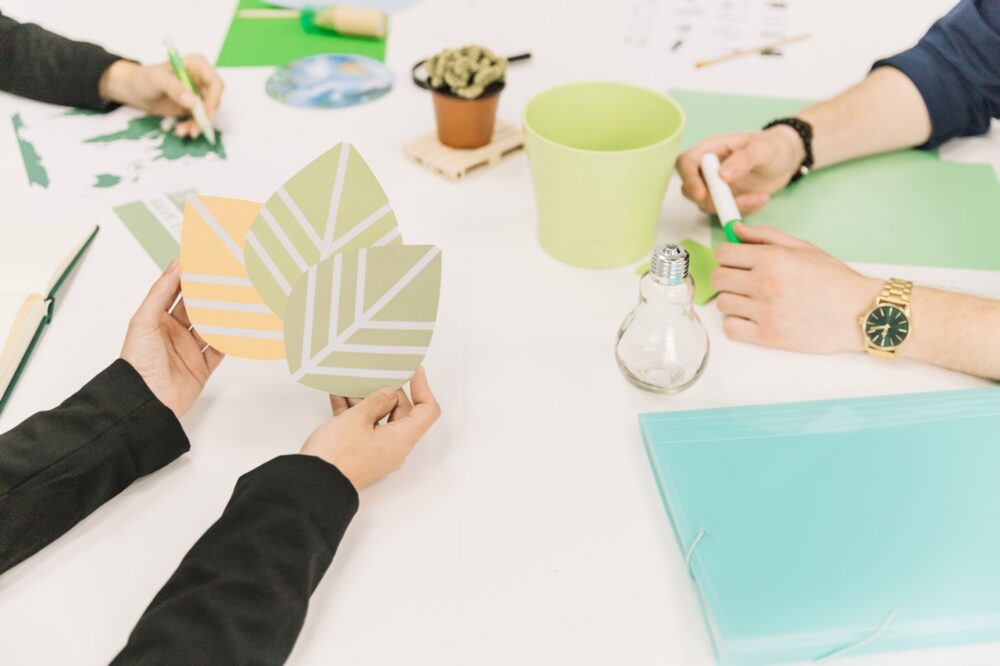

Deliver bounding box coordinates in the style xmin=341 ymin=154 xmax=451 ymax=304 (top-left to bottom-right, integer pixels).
xmin=873 ymin=0 xmax=1000 ymax=149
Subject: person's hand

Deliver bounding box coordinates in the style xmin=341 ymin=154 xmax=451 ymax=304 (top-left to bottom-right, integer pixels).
xmin=301 ymin=368 xmax=441 ymax=490
xmin=675 ymin=125 xmax=805 ymax=216
xmin=711 ymin=223 xmax=882 ymax=354
xmin=98 ymin=57 xmax=224 ymax=139
xmin=121 ymin=260 xmax=224 ymax=417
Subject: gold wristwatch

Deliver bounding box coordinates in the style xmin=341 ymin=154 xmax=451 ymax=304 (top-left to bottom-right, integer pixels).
xmin=860 ymin=278 xmax=912 ymax=358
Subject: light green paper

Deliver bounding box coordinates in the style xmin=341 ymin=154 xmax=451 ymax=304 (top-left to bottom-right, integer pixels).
xmin=671 ymin=89 xmax=1000 ymax=271
xmin=216 ymin=0 xmax=386 ymax=68
xmin=523 ymin=82 xmax=684 ymax=268
xmin=112 ymin=189 xmax=191 ymax=270
xmin=11 ymin=113 xmax=49 ymax=188
xmin=245 ymin=143 xmax=401 ymax=318
xmin=112 ymin=201 xmax=180 ymax=270
xmin=283 ymin=245 xmax=442 ymax=397
xmin=634 ymin=239 xmax=719 ymax=305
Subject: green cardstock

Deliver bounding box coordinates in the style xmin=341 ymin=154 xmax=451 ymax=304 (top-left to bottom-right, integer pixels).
xmin=216 ymin=0 xmax=387 ymax=67
xmin=635 ymin=239 xmax=719 ymax=305
xmin=283 ymin=244 xmax=442 ymax=397
xmin=680 ymin=238 xmax=720 ymax=305
xmin=244 ymin=142 xmax=402 ymax=319
xmin=671 ymin=89 xmax=1000 ymax=271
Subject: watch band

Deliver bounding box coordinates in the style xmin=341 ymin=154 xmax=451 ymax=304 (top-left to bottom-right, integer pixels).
xmin=763 ymin=117 xmax=814 ymax=184
xmin=877 ymin=277 xmax=913 ymax=308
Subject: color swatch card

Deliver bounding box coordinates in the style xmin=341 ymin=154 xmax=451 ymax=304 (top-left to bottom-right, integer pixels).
xmin=179 ymin=143 xmax=441 ymax=397
xmin=640 ymin=388 xmax=1000 ymax=665
xmin=668 ymin=89 xmax=1000 ymax=271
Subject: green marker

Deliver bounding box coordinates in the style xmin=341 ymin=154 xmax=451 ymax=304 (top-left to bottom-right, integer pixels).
xmin=164 ymin=38 xmax=216 ymax=145
xmin=700 ymin=152 xmax=741 ymax=243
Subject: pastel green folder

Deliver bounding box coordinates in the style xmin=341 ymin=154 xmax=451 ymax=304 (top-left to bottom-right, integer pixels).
xmin=640 ymin=387 xmax=1000 ymax=664
xmin=670 ymin=89 xmax=1000 ymax=271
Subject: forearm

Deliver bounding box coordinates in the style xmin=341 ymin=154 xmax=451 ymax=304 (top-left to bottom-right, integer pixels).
xmin=0 ymin=360 xmax=188 ymax=574
xmin=899 ymin=287 xmax=1000 ymax=380
xmin=794 ymin=67 xmax=932 ymax=169
xmin=0 ymin=12 xmax=122 ymax=109
xmin=113 ymin=455 xmax=358 ymax=664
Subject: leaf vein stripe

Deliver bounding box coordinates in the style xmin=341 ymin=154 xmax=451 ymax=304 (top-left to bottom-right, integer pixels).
xmin=189 ymin=196 xmax=244 ymax=263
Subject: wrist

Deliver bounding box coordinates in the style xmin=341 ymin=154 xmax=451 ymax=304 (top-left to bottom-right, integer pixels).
xmin=764 ymin=124 xmax=806 ymax=177
xmin=847 ymin=276 xmax=884 ymax=353
xmin=98 ymin=59 xmax=139 ymax=106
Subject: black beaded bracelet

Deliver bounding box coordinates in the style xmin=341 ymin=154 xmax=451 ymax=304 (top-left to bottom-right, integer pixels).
xmin=763 ymin=117 xmax=814 ymax=184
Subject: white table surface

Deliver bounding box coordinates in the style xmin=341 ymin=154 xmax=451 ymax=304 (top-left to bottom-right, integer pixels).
xmin=1 ymin=1 xmax=999 ymax=664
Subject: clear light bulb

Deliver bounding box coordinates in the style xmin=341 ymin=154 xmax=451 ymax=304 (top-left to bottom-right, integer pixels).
xmin=615 ymin=243 xmax=709 ymax=393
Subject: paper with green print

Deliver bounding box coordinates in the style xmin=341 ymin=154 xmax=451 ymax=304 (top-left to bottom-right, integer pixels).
xmin=671 ymin=89 xmax=1000 ymax=271
xmin=245 ymin=142 xmax=402 ymax=318
xmin=283 ymin=244 xmax=442 ymax=397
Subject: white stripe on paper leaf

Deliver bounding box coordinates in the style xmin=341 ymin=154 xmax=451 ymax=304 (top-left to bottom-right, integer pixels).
xmin=283 ymin=245 xmax=442 ymax=397
xmin=243 ymin=143 xmax=403 ymax=319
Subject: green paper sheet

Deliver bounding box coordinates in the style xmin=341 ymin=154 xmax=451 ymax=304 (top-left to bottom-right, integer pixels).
xmin=112 ymin=189 xmax=192 ymax=269
xmin=635 ymin=238 xmax=719 ymax=305
xmin=671 ymin=89 xmax=1000 ymax=271
xmin=216 ymin=0 xmax=387 ymax=67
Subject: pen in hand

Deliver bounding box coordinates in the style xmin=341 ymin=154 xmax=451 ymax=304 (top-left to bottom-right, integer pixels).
xmin=164 ymin=38 xmax=216 ymax=145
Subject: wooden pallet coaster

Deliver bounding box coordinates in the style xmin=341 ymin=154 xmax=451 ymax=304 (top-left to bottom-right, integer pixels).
xmin=404 ymin=122 xmax=524 ymax=181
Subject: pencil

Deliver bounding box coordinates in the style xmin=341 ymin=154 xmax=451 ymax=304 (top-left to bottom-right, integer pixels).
xmin=695 ymin=33 xmax=811 ymax=69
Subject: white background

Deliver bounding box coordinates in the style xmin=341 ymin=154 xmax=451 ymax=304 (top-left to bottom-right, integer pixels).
xmin=1 ymin=0 xmax=999 ymax=664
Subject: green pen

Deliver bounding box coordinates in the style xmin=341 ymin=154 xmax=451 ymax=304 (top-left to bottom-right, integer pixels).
xmin=700 ymin=152 xmax=742 ymax=243
xmin=164 ymin=38 xmax=216 ymax=145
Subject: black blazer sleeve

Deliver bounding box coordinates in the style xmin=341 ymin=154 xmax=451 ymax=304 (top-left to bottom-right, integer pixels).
xmin=112 ymin=455 xmax=359 ymax=665
xmin=0 ymin=359 xmax=189 ymax=575
xmin=0 ymin=11 xmax=123 ymax=109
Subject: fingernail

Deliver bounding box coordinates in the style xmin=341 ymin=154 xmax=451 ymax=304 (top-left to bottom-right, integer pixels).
xmin=179 ymin=92 xmax=195 ymax=108
xmin=165 ymin=259 xmax=178 ymax=274
xmin=379 ymin=387 xmax=397 ymax=397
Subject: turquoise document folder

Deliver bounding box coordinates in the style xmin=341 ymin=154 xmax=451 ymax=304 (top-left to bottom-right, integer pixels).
xmin=640 ymin=388 xmax=1000 ymax=665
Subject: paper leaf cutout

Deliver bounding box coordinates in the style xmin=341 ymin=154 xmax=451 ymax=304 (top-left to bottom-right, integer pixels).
xmin=180 ymin=195 xmax=285 ymax=360
xmin=244 ymin=142 xmax=403 ymax=319
xmin=284 ymin=244 xmax=442 ymax=397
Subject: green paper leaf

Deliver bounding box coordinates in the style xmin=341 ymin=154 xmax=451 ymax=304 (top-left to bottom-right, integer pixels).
xmin=244 ymin=143 xmax=402 ymax=318
xmin=284 ymin=244 xmax=442 ymax=397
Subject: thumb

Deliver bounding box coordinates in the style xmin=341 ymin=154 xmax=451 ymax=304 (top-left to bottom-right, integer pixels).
xmin=718 ymin=139 xmax=771 ymax=183
xmin=152 ymin=68 xmax=195 ymax=110
xmin=353 ymin=387 xmax=399 ymax=425
xmin=133 ymin=260 xmax=181 ymax=327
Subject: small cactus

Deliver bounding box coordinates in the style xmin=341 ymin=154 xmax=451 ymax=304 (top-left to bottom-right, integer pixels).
xmin=426 ymin=45 xmax=507 ymax=99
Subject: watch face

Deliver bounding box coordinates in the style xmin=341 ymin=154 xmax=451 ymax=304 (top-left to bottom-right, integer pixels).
xmin=864 ymin=305 xmax=910 ymax=349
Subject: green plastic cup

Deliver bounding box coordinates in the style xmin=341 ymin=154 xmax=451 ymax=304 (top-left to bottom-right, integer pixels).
xmin=523 ymin=82 xmax=685 ymax=268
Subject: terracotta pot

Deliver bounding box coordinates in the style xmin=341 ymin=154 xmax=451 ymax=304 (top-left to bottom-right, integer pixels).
xmin=431 ymin=84 xmax=503 ymax=149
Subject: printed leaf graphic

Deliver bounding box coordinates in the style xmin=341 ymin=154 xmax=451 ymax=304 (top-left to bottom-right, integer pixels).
xmin=284 ymin=244 xmax=442 ymax=397
xmin=180 ymin=195 xmax=285 ymax=360
xmin=244 ymin=142 xmax=402 ymax=319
